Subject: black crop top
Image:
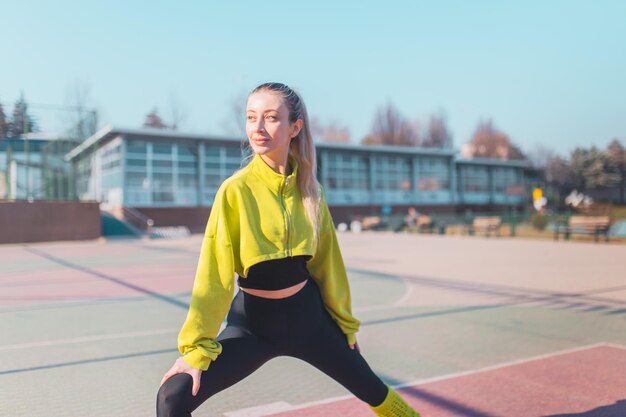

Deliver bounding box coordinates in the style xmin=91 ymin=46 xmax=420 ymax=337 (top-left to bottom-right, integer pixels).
xmin=237 ymin=255 xmax=313 ymax=290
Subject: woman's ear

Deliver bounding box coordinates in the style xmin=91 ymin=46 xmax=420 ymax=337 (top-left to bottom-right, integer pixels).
xmin=291 ymin=119 xmax=304 ymax=139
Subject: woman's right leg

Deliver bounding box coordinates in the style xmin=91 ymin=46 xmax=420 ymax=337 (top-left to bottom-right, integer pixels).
xmin=157 ymin=290 xmax=278 ymax=417
xmin=156 ymin=327 xmax=276 ymax=417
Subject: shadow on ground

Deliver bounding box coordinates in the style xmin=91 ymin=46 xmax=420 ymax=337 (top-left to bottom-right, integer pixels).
xmin=545 ymin=399 xmax=626 ymax=417
xmin=382 ymin=374 xmax=498 ymax=417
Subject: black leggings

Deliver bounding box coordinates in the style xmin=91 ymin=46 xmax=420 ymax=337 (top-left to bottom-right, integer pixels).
xmin=156 ymin=277 xmax=388 ymax=416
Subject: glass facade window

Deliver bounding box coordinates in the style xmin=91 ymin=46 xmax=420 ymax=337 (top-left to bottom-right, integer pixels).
xmin=326 ymin=152 xmax=368 ymax=190
xmin=153 ymin=159 xmax=173 ymax=168
xmin=179 ymin=173 xmax=197 ymax=188
xmin=204 ymin=145 xmax=242 ymax=188
xmin=124 ymin=140 xmax=149 ymax=205
xmin=152 ymin=172 xmax=174 ymax=202
xmin=204 ymin=146 xmax=221 ymax=188
xmin=493 ymin=167 xmax=523 ymax=194
xmin=152 ymin=150 xmax=172 ymax=172
xmin=373 ymin=155 xmax=411 ymax=191
xmin=126 ymin=141 xmax=147 ymax=154
xmin=126 ymin=140 xmax=148 ymax=169
xmin=153 ymin=142 xmax=172 ymax=155
xmin=126 ymin=158 xmax=146 ymax=168
xmin=64 ymin=132 xmax=532 ymax=208
xmin=225 ymin=147 xmax=244 ymax=173
xmin=101 ymin=145 xmax=121 ymax=170
xmin=76 ymin=155 xmax=92 ymax=199
xmin=151 ymin=142 xmax=174 ymax=204
xmin=126 ymin=172 xmax=148 ymax=188
xmin=178 ymin=160 xmax=196 ymax=169
xmin=417 ymin=158 xmax=450 ymax=190
xmin=100 ymin=142 xmax=123 ymax=204
xmin=176 ymin=143 xmax=198 ymax=205
xmin=124 ymin=140 xmax=201 ymax=205
xmin=461 ymin=166 xmax=489 ymax=192
xmin=178 ymin=144 xmax=196 ymax=158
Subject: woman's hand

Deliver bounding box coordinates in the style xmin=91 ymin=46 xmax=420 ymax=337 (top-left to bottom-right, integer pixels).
xmin=160 ymin=356 xmax=203 ymax=396
xmin=348 ymin=338 xmax=360 ymax=352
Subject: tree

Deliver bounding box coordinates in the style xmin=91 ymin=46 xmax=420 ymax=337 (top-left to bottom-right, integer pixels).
xmin=7 ymin=93 xmax=37 ymax=136
xmin=528 ymin=145 xmax=569 ymax=204
xmin=168 ymin=92 xmax=188 ymax=131
xmin=543 ymin=154 xmax=570 ymax=207
xmin=220 ymin=92 xmax=247 ymax=139
xmin=0 ymin=99 xmax=7 ymax=138
xmin=143 ymin=109 xmax=168 ymax=129
xmin=361 ymin=102 xmax=419 ymax=146
xmin=567 ymin=146 xmax=620 ymax=192
xmin=606 ymin=138 xmax=626 ymax=203
xmin=63 ymin=81 xmax=98 ymax=142
xmin=544 ymin=155 xmax=569 ymax=188
xmin=310 ymin=117 xmax=351 ymax=143
xmin=464 ymin=119 xmax=525 ymax=160
xmin=422 ymin=112 xmax=452 ymax=148
xmin=528 ymin=145 xmax=556 ymax=170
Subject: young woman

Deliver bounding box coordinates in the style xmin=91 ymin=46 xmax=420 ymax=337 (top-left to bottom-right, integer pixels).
xmin=156 ymin=83 xmax=421 ymax=417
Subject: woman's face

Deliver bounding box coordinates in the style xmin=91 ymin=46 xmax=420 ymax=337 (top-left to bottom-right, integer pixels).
xmin=246 ymin=90 xmax=301 ymax=162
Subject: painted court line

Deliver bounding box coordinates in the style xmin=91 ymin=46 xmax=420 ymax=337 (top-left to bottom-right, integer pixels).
xmin=0 ymin=328 xmax=180 ymax=351
xmin=602 ymin=341 xmax=626 ymax=351
xmin=393 ymin=276 xmax=415 ymax=307
xmin=224 ymin=402 xmax=293 ymax=417
xmin=353 ymin=303 xmax=399 ymax=313
xmin=389 ymin=341 xmax=620 ymax=390
xmin=225 ymin=342 xmax=620 ymax=417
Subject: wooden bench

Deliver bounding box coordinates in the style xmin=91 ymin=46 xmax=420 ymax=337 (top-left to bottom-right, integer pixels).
xmin=393 ymin=214 xmax=435 ymax=233
xmin=554 ymin=215 xmax=611 ymax=242
xmin=350 ymin=215 xmax=384 ymax=232
xmin=468 ymin=216 xmax=501 ymax=237
xmin=416 ymin=215 xmax=435 ymax=233
xmin=361 ymin=216 xmax=383 ymax=230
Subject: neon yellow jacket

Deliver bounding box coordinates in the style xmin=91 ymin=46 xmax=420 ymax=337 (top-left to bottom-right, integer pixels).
xmin=178 ymin=153 xmax=360 ymax=370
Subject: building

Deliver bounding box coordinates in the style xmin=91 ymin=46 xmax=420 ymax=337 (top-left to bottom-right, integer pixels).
xmin=0 ymin=133 xmax=76 ymax=201
xmin=63 ymin=125 xmax=531 ymax=231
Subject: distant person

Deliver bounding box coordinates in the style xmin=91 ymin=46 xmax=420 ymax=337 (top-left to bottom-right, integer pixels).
xmin=395 ymin=206 xmax=420 ymax=232
xmin=405 ymin=207 xmax=419 ymax=229
xmin=156 ymin=83 xmax=421 ymax=416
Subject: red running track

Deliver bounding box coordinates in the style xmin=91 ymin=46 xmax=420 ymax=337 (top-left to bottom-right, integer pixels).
xmin=266 ymin=345 xmax=626 ymax=417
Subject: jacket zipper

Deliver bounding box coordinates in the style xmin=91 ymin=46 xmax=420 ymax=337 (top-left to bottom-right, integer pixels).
xmin=281 ymin=177 xmax=291 ymax=256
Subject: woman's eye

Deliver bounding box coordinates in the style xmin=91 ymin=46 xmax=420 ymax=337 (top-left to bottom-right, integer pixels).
xmin=246 ymin=115 xmax=255 ymax=121
xmin=266 ymin=115 xmax=277 ymax=120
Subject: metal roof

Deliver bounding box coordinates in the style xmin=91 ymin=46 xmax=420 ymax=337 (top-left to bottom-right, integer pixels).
xmin=64 ymin=125 xmax=528 ymax=169
xmin=65 ymin=125 xmax=242 ymax=161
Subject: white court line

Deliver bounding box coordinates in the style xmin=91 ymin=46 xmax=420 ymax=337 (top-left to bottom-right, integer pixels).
xmin=389 ymin=341 xmax=623 ymax=389
xmin=601 ymin=342 xmax=626 ymax=351
xmin=224 ymin=402 xmax=293 ymax=417
xmin=0 ymin=321 xmax=229 ymax=351
xmin=225 ymin=342 xmax=624 ymax=417
xmin=393 ymin=276 xmax=414 ymax=307
xmin=0 ymin=328 xmax=180 ymax=351
xmin=353 ymin=303 xmax=398 ymax=313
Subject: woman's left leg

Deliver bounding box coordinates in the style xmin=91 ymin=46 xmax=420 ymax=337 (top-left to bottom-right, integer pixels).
xmin=283 ymin=279 xmax=421 ymax=416
xmin=283 ymin=280 xmax=388 ymax=407
xmin=293 ymin=326 xmax=389 ymax=407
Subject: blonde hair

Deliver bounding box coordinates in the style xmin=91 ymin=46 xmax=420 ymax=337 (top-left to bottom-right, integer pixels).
xmin=241 ymin=82 xmax=322 ymax=246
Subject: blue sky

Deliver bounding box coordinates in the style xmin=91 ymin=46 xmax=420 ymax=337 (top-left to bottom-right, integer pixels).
xmin=1 ymin=0 xmax=625 ymax=155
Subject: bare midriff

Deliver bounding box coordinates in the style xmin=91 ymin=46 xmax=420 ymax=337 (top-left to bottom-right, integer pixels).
xmin=239 ymin=280 xmax=307 ymax=299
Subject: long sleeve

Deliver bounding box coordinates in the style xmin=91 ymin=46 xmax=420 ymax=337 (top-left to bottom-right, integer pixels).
xmin=177 ymin=185 xmax=237 ymax=370
xmin=306 ymin=188 xmax=360 ymax=345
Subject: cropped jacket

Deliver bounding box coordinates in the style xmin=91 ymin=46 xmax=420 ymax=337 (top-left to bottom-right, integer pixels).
xmin=178 ymin=152 xmax=360 ymax=370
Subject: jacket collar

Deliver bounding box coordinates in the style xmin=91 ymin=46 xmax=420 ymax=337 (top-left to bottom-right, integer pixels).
xmin=250 ymin=153 xmax=298 ymax=193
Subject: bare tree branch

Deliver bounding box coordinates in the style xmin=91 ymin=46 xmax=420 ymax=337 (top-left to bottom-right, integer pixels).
xmin=363 ymin=102 xmax=419 ymax=146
